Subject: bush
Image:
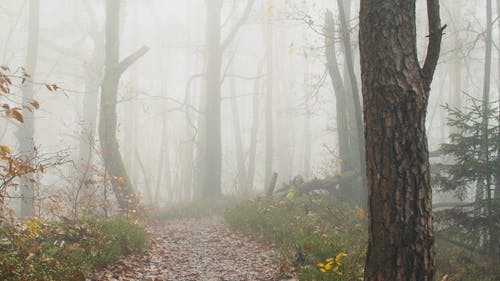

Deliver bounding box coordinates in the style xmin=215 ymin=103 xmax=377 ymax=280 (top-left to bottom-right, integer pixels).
xmin=224 ymin=195 xmax=367 ymax=280
xmin=0 ymin=215 xmax=148 ymax=281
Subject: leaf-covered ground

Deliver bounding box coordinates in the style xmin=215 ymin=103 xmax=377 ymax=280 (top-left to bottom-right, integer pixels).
xmin=90 ymin=217 xmax=293 ymax=281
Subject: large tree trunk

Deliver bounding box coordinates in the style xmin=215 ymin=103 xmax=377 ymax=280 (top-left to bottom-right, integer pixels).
xmin=99 ymin=0 xmax=148 ymax=211
xmin=18 ymin=0 xmax=40 ymax=218
xmin=360 ymin=0 xmax=444 ymax=280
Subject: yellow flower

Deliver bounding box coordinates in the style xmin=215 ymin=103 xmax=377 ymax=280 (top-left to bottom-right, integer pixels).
xmin=319 ymin=268 xmax=326 ymax=273
xmin=316 ymin=262 xmax=325 ymax=268
xmin=335 ymin=252 xmax=347 ymax=262
xmin=324 ymin=263 xmax=332 ymax=271
xmin=326 ymin=257 xmax=334 ymax=263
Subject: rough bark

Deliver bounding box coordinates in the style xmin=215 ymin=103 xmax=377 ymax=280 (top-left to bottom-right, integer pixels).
xmin=99 ymin=0 xmax=149 ymax=211
xmin=18 ymin=0 xmax=40 ymax=218
xmin=360 ymin=0 xmax=444 ymax=280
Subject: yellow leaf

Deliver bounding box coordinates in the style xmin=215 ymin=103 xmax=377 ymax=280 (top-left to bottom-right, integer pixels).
xmin=266 ymin=5 xmax=273 ymax=15
xmin=0 ymin=145 xmax=10 ymax=153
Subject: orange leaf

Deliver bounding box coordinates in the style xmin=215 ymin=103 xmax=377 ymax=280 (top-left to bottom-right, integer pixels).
xmin=11 ymin=109 xmax=24 ymax=123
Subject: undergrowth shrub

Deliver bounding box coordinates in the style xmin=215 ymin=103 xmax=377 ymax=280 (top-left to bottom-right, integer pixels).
xmin=0 ymin=215 xmax=148 ymax=281
xmin=224 ymin=195 xmax=367 ymax=280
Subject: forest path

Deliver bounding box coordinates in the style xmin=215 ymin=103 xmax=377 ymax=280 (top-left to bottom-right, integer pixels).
xmin=91 ymin=217 xmax=290 ymax=281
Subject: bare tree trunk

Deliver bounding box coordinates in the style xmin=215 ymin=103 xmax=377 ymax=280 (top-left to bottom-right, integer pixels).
xmin=18 ymin=0 xmax=40 ymax=218
xmin=230 ymin=74 xmax=248 ymax=192
xmin=303 ymin=61 xmax=311 ymax=180
xmin=496 ymin=0 xmax=500 ymax=201
xmin=247 ymin=58 xmax=265 ymax=191
xmin=324 ymin=11 xmax=352 ymax=178
xmin=99 ymin=0 xmax=149 ymax=211
xmin=78 ymin=4 xmax=104 ymax=167
xmin=200 ymin=0 xmax=256 ymax=197
xmin=201 ymin=0 xmax=223 ymax=197
xmin=360 ymin=0 xmax=444 ymax=279
xmin=264 ymin=0 xmax=274 ymax=188
xmin=337 ymin=0 xmax=366 ymax=205
xmin=480 ymin=0 xmax=496 ymax=260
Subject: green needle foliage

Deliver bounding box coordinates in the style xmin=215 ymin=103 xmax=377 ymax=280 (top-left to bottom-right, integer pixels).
xmin=432 ymin=97 xmax=499 ymax=280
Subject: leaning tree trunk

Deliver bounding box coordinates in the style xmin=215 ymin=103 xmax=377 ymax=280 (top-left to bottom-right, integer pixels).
xmin=18 ymin=0 xmax=40 ymax=218
xmin=360 ymin=0 xmax=444 ymax=280
xmin=99 ymin=0 xmax=149 ymax=211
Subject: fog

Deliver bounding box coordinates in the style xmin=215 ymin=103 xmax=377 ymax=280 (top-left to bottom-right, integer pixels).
xmin=0 ymin=0 xmax=495 ymax=209
xmin=0 ymin=0 xmax=499 ymax=280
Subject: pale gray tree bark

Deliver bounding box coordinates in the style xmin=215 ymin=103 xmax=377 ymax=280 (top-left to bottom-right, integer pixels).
xmin=199 ymin=0 xmax=256 ymax=197
xmin=17 ymin=0 xmax=40 ymax=218
xmin=99 ymin=0 xmax=149 ymax=210
xmin=264 ymin=0 xmax=274 ymax=188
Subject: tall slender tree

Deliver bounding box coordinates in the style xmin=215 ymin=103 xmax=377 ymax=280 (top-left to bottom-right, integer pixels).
xmin=359 ymin=0 xmax=445 ymax=280
xmin=199 ymin=0 xmax=255 ymax=197
xmin=264 ymin=0 xmax=274 ymax=188
xmin=99 ymin=0 xmax=149 ymax=210
xmin=17 ymin=0 xmax=40 ymax=218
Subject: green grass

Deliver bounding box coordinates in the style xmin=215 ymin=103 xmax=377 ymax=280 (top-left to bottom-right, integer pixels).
xmin=0 ymin=215 xmax=148 ymax=281
xmin=224 ymin=195 xmax=367 ymax=280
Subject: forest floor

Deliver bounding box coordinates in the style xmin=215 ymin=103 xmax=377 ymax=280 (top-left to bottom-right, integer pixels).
xmin=90 ymin=217 xmax=294 ymax=281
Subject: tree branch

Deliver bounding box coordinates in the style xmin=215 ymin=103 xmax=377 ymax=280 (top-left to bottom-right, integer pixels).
xmin=117 ymin=46 xmax=150 ymax=75
xmin=220 ymin=0 xmax=256 ymax=51
xmin=421 ymin=0 xmax=446 ymax=89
